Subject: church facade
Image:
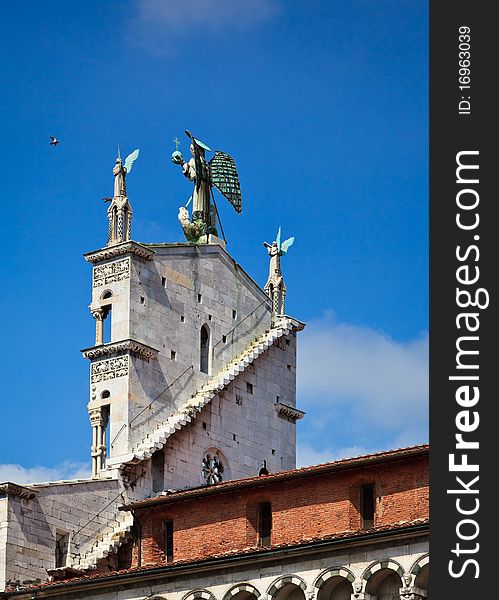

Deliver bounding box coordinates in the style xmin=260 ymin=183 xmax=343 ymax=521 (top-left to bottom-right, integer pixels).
xmin=0 ymin=148 xmax=429 ymax=598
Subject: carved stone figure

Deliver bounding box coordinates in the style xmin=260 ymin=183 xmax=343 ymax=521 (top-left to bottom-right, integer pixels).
xmin=172 ymin=130 xmax=242 ymax=243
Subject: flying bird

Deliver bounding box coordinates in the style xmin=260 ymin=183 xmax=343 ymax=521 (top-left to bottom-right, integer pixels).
xmin=49 ymin=136 xmax=60 ymax=146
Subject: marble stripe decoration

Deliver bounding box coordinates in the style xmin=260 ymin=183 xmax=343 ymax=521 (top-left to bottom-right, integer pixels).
xmin=362 ymin=559 xmax=405 ymax=581
xmin=410 ymin=553 xmax=429 ymax=575
xmin=223 ymin=583 xmax=261 ymax=600
xmin=267 ymin=575 xmax=307 ymax=597
xmin=183 ymin=590 xmax=217 ymax=600
xmin=314 ymin=567 xmax=355 ymax=588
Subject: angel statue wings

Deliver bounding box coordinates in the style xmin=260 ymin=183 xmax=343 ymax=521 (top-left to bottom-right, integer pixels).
xmin=264 ymin=227 xmax=295 ymax=317
xmin=106 ymin=148 xmax=139 ymax=246
xmin=172 ymin=130 xmax=242 ymax=242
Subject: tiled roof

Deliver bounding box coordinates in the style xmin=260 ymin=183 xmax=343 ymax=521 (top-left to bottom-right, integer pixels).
xmin=122 ymin=444 xmax=429 ymax=510
xmin=9 ymin=519 xmax=429 ymax=593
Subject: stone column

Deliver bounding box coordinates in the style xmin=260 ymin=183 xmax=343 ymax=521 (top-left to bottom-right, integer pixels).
xmin=91 ymin=308 xmax=105 ymax=346
xmin=89 ymin=408 xmax=107 ymax=478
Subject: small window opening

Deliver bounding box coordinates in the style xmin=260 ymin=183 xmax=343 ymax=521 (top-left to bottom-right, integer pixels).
xmin=102 ymin=290 xmax=112 ymax=300
xmin=180 ymin=315 xmax=185 ymax=323
xmin=258 ymin=502 xmax=272 ymax=546
xmin=197 ymin=293 xmax=202 ymax=303
xmin=208 ymin=314 xmax=212 ymax=321
xmin=102 ymin=304 xmax=112 ymax=343
xmin=140 ymin=296 xmax=145 ymax=305
xmin=165 ymin=520 xmax=174 ymax=562
xmin=361 ymin=484 xmax=375 ymax=529
xmin=202 ymin=422 xmax=207 ymax=430
xmin=222 ymin=335 xmax=227 ymax=343
xmin=235 ymin=395 xmax=243 ymax=405
xmin=287 ymin=364 xmax=292 ymax=371
xmin=275 ymin=395 xmax=280 ymax=403
xmin=232 ymin=433 xmax=237 ymax=441
xmin=232 ymin=309 xmax=237 ymax=319
xmin=161 ymin=276 xmax=166 ymax=287
xmin=285 ymin=338 xmax=290 ymax=346
xmin=271 ymin=448 xmax=276 ymax=455
xmin=101 ymin=405 xmax=110 ymax=466
xmin=101 ymin=390 xmax=110 ymax=399
xmin=200 ymin=325 xmax=210 ymax=374
xmin=152 ymin=449 xmax=165 ymax=494
xmin=170 ymin=350 xmax=177 ymax=361
xmin=55 ymin=530 xmax=70 ymax=568
xmin=246 ymin=382 xmax=254 ymax=394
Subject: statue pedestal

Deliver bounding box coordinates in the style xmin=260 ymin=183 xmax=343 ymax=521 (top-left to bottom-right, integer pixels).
xmin=198 ymin=234 xmax=226 ymax=248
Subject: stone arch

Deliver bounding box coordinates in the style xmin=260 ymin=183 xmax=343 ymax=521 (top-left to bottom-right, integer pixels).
xmin=267 ymin=575 xmax=307 ymax=600
xmin=410 ymin=553 xmax=429 ymax=576
xmin=182 ymin=590 xmax=217 ymax=600
xmin=100 ymin=289 xmax=113 ymax=300
xmin=314 ymin=567 xmax=355 ymax=589
xmin=223 ymin=583 xmax=261 ymax=600
xmin=410 ymin=553 xmax=429 ymax=590
xmin=314 ymin=567 xmax=355 ymax=600
xmin=363 ymin=560 xmax=404 ymax=600
xmin=362 ymin=559 xmax=404 ymax=582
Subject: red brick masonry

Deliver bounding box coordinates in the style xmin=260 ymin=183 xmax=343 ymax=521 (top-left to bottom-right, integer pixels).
xmin=124 ymin=445 xmax=429 ymax=567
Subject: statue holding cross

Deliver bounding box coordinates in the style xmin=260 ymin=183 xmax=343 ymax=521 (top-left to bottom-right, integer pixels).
xmin=171 ymin=130 xmax=242 ymax=243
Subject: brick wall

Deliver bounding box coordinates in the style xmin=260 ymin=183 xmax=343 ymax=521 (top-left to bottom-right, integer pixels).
xmin=136 ymin=453 xmax=428 ymax=567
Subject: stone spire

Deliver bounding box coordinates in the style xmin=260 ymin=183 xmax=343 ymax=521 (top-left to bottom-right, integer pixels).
xmin=264 ymin=228 xmax=294 ymax=318
xmin=106 ymin=154 xmax=133 ymax=246
xmin=105 ymin=148 xmax=139 ymax=246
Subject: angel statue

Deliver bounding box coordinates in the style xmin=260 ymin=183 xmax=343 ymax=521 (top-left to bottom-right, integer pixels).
xmin=172 ymin=130 xmax=242 ymax=243
xmin=105 ymin=148 xmax=139 ymax=246
xmin=264 ymin=227 xmax=295 ymax=317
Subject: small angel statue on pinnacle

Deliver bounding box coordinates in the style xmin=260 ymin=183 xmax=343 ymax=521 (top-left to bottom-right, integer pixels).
xmin=264 ymin=227 xmax=295 ymax=317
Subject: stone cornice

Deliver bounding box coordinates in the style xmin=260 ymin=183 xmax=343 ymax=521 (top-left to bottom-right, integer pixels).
xmin=0 ymin=482 xmax=36 ymax=499
xmin=81 ymin=339 xmax=159 ymax=360
xmin=275 ymin=402 xmax=305 ymax=421
xmin=84 ymin=241 xmax=155 ymax=264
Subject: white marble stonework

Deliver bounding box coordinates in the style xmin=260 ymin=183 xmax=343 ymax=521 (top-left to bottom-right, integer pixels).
xmin=5 ymin=535 xmax=429 ymax=600
xmin=0 ymin=239 xmax=305 ymax=589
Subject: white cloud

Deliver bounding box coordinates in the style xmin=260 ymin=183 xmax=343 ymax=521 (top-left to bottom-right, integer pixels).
xmin=296 ymin=314 xmax=428 ymax=465
xmin=0 ymin=461 xmax=91 ymax=485
xmin=129 ymin=0 xmax=280 ymax=52
xmin=297 ymin=444 xmax=372 ymax=468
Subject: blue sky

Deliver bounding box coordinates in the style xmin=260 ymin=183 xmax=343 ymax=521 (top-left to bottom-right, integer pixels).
xmin=0 ymin=0 xmax=428 ymax=482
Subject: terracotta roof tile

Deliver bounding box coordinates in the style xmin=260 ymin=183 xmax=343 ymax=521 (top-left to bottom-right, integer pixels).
xmin=12 ymin=518 xmax=429 ymax=592
xmin=123 ymin=444 xmax=429 ymax=510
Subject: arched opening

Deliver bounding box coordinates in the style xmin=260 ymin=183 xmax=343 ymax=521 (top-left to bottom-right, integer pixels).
xmin=366 ymin=568 xmax=402 ymax=600
xmin=415 ymin=563 xmax=429 ymax=593
xmin=231 ymin=592 xmax=259 ymax=600
xmin=200 ymin=324 xmax=210 ymax=374
xmin=273 ymin=583 xmax=305 ymax=600
xmin=317 ymin=577 xmax=353 ymax=600
xmin=102 ymin=304 xmax=112 ymax=343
